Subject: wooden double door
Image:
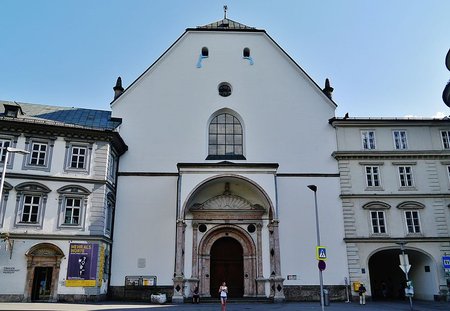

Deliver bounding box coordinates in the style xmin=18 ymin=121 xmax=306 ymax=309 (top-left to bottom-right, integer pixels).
xmin=210 ymin=237 xmax=244 ymax=298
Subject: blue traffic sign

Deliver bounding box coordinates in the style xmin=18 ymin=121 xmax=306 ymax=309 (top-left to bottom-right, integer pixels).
xmin=443 ymin=256 xmax=450 ymax=269
xmin=316 ymin=246 xmax=327 ymax=260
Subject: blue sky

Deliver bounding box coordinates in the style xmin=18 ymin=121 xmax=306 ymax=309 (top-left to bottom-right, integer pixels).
xmin=1 ymin=0 xmax=449 ymax=117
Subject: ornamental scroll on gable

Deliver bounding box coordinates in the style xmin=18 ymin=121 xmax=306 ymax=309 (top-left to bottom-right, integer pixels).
xmin=189 ymin=183 xmax=265 ymax=220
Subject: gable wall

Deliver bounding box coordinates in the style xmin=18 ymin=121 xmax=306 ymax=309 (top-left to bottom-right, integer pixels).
xmin=112 ymin=31 xmax=337 ymax=174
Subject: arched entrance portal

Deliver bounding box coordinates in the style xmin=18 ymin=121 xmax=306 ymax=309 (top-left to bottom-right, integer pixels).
xmin=210 ymin=237 xmax=244 ymax=298
xmin=172 ymin=174 xmax=285 ymax=303
xmin=368 ymin=248 xmax=438 ymax=301
xmin=24 ymin=243 xmax=64 ymax=302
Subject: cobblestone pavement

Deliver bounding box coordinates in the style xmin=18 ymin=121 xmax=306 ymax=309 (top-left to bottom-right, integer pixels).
xmin=0 ymin=300 xmax=449 ymax=311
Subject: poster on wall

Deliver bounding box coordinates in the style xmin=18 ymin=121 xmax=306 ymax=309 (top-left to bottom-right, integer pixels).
xmin=66 ymin=243 xmax=99 ymax=287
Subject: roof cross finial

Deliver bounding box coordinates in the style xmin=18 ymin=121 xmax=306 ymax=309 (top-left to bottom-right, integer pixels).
xmin=223 ymin=5 xmax=228 ymax=19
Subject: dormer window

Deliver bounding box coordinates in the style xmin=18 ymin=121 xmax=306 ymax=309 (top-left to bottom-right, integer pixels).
xmin=3 ymin=104 xmax=22 ymax=118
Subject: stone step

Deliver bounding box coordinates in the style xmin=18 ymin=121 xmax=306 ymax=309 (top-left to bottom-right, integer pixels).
xmin=185 ymin=297 xmax=273 ymax=304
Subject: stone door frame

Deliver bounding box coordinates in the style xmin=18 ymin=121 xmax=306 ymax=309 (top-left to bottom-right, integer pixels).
xmin=196 ymin=224 xmax=258 ymax=297
xmin=24 ymin=243 xmax=64 ymax=302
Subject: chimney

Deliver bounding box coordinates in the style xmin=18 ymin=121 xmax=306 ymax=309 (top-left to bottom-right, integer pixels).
xmin=113 ymin=77 xmax=124 ymax=100
xmin=322 ymin=78 xmax=334 ymax=100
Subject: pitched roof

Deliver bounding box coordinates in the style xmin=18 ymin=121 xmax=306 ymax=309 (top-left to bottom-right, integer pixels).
xmin=0 ymin=100 xmax=121 ymax=131
xmin=194 ymin=18 xmax=259 ymax=31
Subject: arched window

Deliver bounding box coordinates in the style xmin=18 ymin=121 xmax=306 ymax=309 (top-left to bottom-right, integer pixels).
xmin=201 ymin=47 xmax=209 ymax=57
xmin=197 ymin=47 xmax=209 ymax=68
xmin=207 ymin=112 xmax=245 ymax=160
xmin=243 ymin=47 xmax=254 ymax=65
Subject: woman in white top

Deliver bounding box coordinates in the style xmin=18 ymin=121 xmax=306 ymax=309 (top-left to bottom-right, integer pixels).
xmin=218 ymin=281 xmax=228 ymax=311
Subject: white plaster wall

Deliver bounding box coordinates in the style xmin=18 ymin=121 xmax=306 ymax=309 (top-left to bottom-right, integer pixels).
xmin=111 ymin=176 xmax=178 ymax=286
xmin=0 ymin=239 xmax=108 ymax=296
xmin=350 ymin=196 xmax=445 ymax=238
xmin=179 ymin=171 xmax=277 ymax=215
xmin=347 ymin=160 xmax=446 ymax=195
xmin=277 ymin=176 xmax=348 ymax=285
xmin=0 ymin=239 xmax=30 ymax=294
xmin=336 ymin=124 xmax=447 ymax=151
xmin=0 ymin=178 xmax=107 ymax=238
xmin=110 ymin=28 xmax=343 ymax=291
xmin=6 ymin=135 xmax=101 ymax=179
xmin=112 ymin=31 xmax=337 ymax=174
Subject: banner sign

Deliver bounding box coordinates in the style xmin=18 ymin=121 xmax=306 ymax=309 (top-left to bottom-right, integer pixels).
xmin=97 ymin=245 xmax=105 ymax=286
xmin=66 ymin=243 xmax=99 ymax=287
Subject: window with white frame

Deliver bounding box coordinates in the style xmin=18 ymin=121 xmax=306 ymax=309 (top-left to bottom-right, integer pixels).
xmin=64 ymin=142 xmax=92 ymax=173
xmin=393 ymin=130 xmax=408 ymax=150
xmin=398 ymin=166 xmax=414 ymax=187
xmin=404 ymin=210 xmax=421 ymax=233
xmin=441 ymin=130 xmax=450 ymax=149
xmin=365 ymin=166 xmax=381 ymax=187
xmin=30 ymin=142 xmax=47 ymax=165
xmin=70 ymin=146 xmax=87 ymax=169
xmin=57 ymin=185 xmax=90 ymax=229
xmin=63 ymin=197 xmax=82 ymax=225
xmin=24 ymin=137 xmax=54 ymax=171
xmin=21 ymin=195 xmax=40 ymax=223
xmin=0 ymin=139 xmax=11 ymax=162
xmin=361 ymin=130 xmax=376 ymax=150
xmin=370 ymin=210 xmax=386 ymax=234
xmin=15 ymin=182 xmax=50 ymax=228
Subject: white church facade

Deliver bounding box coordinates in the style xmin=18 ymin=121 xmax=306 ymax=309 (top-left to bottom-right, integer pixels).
xmin=109 ymin=18 xmax=348 ymax=302
xmin=0 ymin=16 xmax=449 ymax=303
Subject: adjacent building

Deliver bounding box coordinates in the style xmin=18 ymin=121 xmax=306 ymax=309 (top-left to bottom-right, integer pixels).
xmin=0 ymin=101 xmax=127 ymax=302
xmin=330 ymin=117 xmax=450 ymax=300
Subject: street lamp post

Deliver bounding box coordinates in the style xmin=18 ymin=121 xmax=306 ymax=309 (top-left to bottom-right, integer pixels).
xmin=307 ymin=184 xmax=325 ymax=311
xmin=0 ymin=147 xmax=30 ymax=208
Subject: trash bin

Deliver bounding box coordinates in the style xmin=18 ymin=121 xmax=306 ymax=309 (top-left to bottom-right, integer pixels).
xmin=323 ymin=289 xmax=330 ymax=306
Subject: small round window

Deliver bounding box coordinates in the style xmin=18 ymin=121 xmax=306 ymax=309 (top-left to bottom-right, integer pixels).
xmin=198 ymin=224 xmax=207 ymax=233
xmin=218 ymin=82 xmax=232 ymax=97
xmin=247 ymin=224 xmax=256 ymax=233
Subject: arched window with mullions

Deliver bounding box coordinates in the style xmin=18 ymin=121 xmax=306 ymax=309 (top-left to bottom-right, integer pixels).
xmin=207 ymin=112 xmax=245 ymax=160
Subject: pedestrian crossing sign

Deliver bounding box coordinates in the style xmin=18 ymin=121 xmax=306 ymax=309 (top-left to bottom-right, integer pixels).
xmin=316 ymin=246 xmax=327 ymax=260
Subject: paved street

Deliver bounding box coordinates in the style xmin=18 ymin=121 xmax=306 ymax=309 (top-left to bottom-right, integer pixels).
xmin=0 ymin=301 xmax=449 ymax=311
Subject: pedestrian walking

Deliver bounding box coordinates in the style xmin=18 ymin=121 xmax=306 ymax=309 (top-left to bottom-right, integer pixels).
xmin=218 ymin=281 xmax=228 ymax=311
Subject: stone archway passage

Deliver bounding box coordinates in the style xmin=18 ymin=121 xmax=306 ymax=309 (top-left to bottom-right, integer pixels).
xmin=210 ymin=237 xmax=244 ymax=298
xmin=368 ymin=248 xmax=437 ymax=301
